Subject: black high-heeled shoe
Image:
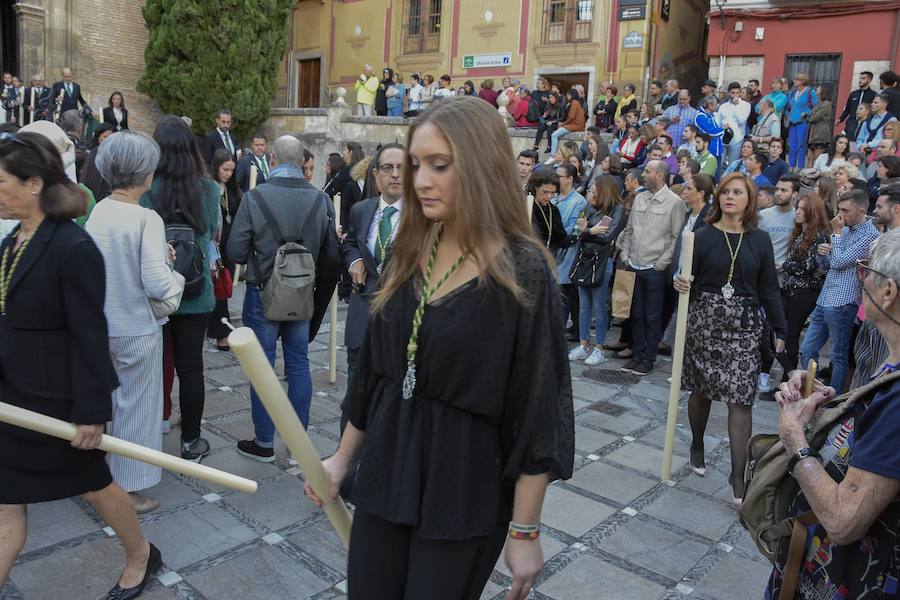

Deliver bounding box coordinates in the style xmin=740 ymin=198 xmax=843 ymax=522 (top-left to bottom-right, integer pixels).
xmin=106 ymin=543 xmax=162 ymax=600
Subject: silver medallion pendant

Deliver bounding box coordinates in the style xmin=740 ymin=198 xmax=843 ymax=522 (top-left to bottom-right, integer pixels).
xmin=402 ymin=361 xmax=416 ymax=400
xmin=225 ymin=214 xmax=232 ymax=224
xmin=377 ymin=262 xmax=383 ymax=275
xmin=721 ymin=283 xmax=735 ymax=300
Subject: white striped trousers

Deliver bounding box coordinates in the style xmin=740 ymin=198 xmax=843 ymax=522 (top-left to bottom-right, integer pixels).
xmin=107 ymin=330 xmax=164 ymax=492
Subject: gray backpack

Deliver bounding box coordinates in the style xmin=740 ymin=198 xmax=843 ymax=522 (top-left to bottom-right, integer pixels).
xmin=249 ymin=191 xmax=316 ymax=321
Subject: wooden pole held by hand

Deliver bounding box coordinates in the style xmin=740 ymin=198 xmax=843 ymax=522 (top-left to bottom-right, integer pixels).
xmin=0 ymin=402 xmax=258 ymax=493
xmin=329 ymin=193 xmax=342 ymax=385
xmin=804 ymin=359 xmax=817 ymax=398
xmin=661 ymin=231 xmax=694 ymax=481
xmin=228 ymin=327 xmax=353 ymax=547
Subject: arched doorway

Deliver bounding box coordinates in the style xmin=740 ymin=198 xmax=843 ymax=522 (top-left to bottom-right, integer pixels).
xmin=0 ymin=0 xmax=18 ymax=76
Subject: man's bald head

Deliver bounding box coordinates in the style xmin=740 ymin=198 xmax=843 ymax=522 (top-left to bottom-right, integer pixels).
xmin=271 ymin=135 xmax=304 ymax=166
xmin=644 ymin=160 xmax=669 ymax=192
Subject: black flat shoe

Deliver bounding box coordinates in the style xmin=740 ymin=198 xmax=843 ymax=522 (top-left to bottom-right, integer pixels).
xmin=106 ymin=543 xmax=162 ymax=600
xmin=216 ymin=344 xmax=231 ymax=352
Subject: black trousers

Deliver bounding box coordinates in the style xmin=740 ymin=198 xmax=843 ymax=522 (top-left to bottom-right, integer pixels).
xmin=534 ymin=120 xmax=558 ymax=148
xmin=207 ymin=298 xmax=231 ymax=340
xmin=783 ymin=288 xmax=819 ymax=376
xmin=347 ymin=509 xmax=507 ymax=600
xmin=760 ymin=289 xmax=789 ymax=373
xmin=165 ymin=313 xmax=208 ymax=442
xmin=561 ymin=284 xmax=580 ymax=333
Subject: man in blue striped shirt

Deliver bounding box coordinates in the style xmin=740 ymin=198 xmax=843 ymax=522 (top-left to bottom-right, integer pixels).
xmin=800 ymin=190 xmax=880 ymax=394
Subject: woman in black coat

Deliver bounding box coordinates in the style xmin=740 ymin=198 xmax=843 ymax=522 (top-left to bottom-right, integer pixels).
xmin=0 ymin=132 xmax=160 ymax=598
xmin=102 ymin=91 xmax=129 ymax=131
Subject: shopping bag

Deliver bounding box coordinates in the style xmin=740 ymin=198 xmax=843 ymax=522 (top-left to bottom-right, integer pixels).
xmin=611 ymin=269 xmax=636 ymax=319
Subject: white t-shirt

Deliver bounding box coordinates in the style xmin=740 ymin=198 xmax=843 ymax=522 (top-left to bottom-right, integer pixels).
xmin=408 ymin=84 xmax=424 ymax=110
xmin=812 ymin=154 xmax=847 ymax=173
xmin=718 ymin=99 xmax=751 ymax=142
xmin=759 ymin=205 xmax=797 ymax=266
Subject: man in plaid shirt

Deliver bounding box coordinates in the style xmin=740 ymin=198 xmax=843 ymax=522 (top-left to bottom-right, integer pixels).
xmin=800 ymin=190 xmax=880 ymax=394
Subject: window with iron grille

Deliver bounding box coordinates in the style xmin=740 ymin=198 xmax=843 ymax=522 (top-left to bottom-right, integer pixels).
xmin=403 ymin=0 xmax=441 ymax=54
xmin=542 ymin=0 xmax=593 ymax=45
xmin=784 ymin=53 xmax=842 ymax=123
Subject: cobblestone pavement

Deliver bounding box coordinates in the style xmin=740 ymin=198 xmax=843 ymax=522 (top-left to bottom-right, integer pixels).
xmin=2 ymin=293 xmax=783 ymax=600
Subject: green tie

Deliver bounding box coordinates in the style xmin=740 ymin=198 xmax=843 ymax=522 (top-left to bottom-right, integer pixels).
xmin=374 ymin=205 xmax=397 ymax=264
xmin=66 ymin=83 xmax=72 ymax=96
xmin=259 ymin=157 xmax=269 ymax=179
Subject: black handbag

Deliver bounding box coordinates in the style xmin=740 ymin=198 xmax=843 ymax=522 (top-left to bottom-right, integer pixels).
xmin=569 ymin=244 xmax=614 ymax=288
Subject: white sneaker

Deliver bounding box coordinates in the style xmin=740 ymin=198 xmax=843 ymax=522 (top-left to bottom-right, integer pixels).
xmin=758 ymin=373 xmax=770 ymax=392
xmin=585 ymin=348 xmax=607 ymax=366
xmin=568 ymin=345 xmax=591 ymax=361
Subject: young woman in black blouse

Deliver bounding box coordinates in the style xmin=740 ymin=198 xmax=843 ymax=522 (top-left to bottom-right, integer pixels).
xmin=305 ymin=97 xmax=574 ymax=600
xmin=674 ymin=173 xmax=787 ymax=503
xmin=780 ymin=193 xmax=830 ymax=378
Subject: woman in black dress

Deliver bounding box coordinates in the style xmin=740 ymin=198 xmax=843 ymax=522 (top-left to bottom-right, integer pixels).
xmin=305 ymin=97 xmax=575 ymax=600
xmin=0 ymin=132 xmax=160 ymax=598
xmin=674 ymin=172 xmax=787 ymax=503
xmin=207 ymin=148 xmax=241 ymax=350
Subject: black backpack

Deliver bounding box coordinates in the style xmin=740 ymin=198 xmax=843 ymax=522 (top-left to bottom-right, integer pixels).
xmin=165 ymin=222 xmax=205 ymax=298
xmin=526 ymin=97 xmax=542 ymax=124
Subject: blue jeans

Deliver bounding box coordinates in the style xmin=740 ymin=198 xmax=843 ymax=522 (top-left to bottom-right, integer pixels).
xmin=550 ymin=126 xmax=571 ymax=156
xmin=629 ymin=267 xmax=666 ymax=364
xmin=799 ymin=303 xmax=857 ymax=395
xmin=577 ymin=261 xmax=613 ymax=344
xmin=242 ymin=286 xmax=313 ymax=446
xmin=788 ymin=122 xmax=809 ymax=168
xmin=725 ymin=140 xmax=743 ymax=168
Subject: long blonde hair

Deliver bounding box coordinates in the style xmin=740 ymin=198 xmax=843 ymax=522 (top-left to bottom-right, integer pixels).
xmin=372 ymin=97 xmax=552 ymax=312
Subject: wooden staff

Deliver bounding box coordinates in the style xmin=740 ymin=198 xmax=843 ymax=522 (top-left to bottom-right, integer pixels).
xmin=329 ymin=193 xmax=342 ymax=384
xmin=0 ymin=402 xmax=258 ymax=493
xmin=804 ymin=359 xmax=817 ymax=397
xmin=661 ymin=231 xmax=694 ymax=481
xmin=228 ymin=326 xmax=353 ymax=547
xmin=526 ymin=193 xmax=534 ymax=221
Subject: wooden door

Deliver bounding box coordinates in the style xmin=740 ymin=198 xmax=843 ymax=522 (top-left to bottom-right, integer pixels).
xmin=297 ymin=58 xmax=321 ymax=108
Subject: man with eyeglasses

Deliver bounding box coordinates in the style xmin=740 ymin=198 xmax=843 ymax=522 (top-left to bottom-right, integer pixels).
xmin=340 ymin=143 xmax=404 ymax=430
xmin=801 ymin=190 xmax=880 ymax=394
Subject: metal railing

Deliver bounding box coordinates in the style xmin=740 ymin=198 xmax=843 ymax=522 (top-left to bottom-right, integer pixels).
xmin=541 ymin=0 xmax=594 ymax=45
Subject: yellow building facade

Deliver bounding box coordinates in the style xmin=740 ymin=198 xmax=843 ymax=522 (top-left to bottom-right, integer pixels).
xmin=276 ymin=0 xmax=709 ymax=111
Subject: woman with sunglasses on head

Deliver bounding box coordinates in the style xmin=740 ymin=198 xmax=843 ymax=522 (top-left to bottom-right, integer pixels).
xmin=674 ymin=173 xmax=786 ymax=504
xmin=304 ymin=97 xmax=574 ymax=600
xmin=0 ymin=132 xmax=161 ymax=598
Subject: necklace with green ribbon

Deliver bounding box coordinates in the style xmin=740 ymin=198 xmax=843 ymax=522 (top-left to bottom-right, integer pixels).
xmin=402 ymin=226 xmax=468 ymax=399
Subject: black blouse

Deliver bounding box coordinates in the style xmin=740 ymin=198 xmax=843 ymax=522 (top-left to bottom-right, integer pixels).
xmin=691 ymin=224 xmax=788 ymax=337
xmin=345 ymin=242 xmax=575 ymax=539
xmin=531 ymin=202 xmax=567 ymax=249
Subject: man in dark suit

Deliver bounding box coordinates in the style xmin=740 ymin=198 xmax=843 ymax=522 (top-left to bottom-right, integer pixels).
xmin=50 ymin=67 xmax=88 ymax=113
xmin=340 ymin=143 xmax=404 ymax=428
xmin=201 ymin=109 xmax=238 ymax=165
xmin=235 ymin=133 xmax=269 ymax=192
xmin=22 ymin=74 xmax=52 ymax=125
xmin=837 ymin=71 xmax=877 ymax=138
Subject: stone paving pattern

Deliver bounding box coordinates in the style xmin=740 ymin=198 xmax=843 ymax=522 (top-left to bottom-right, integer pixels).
xmin=1 ymin=295 xmax=782 ymax=600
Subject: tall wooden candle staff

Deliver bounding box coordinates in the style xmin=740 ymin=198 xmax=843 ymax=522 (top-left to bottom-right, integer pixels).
xmin=526 ymin=193 xmax=534 ymax=221
xmin=661 ymin=231 xmax=694 ymax=481
xmin=228 ymin=325 xmax=353 ymax=547
xmin=0 ymin=402 xmax=258 ymax=493
xmin=329 ymin=193 xmax=342 ymax=384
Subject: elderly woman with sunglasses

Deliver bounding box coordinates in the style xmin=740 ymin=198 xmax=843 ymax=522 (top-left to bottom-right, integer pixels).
xmin=0 ymin=132 xmax=161 ymax=599
xmin=769 ymin=228 xmax=900 ymax=599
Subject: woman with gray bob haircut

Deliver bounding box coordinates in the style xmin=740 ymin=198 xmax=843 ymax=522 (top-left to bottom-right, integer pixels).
xmin=94 ymin=130 xmax=160 ymax=189
xmin=770 ymin=228 xmax=900 ymax=597
xmin=85 ymin=130 xmax=182 ymax=514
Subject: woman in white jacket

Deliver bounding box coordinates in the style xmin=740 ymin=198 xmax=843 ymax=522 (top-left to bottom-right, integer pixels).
xmin=86 ymin=131 xmax=182 ymax=513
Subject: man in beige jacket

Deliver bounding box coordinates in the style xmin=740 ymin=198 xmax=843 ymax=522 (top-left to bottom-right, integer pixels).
xmin=616 ymin=160 xmax=683 ymax=375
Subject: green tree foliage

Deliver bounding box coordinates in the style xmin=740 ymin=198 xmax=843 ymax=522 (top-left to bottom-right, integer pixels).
xmin=139 ymin=0 xmax=294 ymax=142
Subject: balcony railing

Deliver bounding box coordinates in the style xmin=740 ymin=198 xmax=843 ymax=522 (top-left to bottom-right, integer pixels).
xmin=541 ymin=0 xmax=593 ymax=45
